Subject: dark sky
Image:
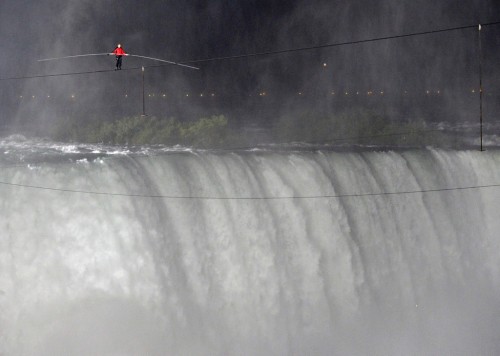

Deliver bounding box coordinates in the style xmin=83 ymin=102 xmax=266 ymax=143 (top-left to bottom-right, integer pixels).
xmin=1 ymin=0 xmax=497 ymax=66
xmin=1 ymin=0 xmax=499 ymax=127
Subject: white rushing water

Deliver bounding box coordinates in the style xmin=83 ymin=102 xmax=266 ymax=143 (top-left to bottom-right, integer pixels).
xmin=1 ymin=138 xmax=500 ymax=355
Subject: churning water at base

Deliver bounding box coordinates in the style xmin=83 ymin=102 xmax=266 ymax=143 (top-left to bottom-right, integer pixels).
xmin=1 ymin=138 xmax=500 ymax=355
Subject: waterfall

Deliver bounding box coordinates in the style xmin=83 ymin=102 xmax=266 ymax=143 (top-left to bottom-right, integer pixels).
xmin=1 ymin=147 xmax=499 ymax=355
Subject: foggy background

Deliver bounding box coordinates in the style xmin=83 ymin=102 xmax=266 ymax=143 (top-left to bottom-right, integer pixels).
xmin=0 ymin=0 xmax=499 ymax=137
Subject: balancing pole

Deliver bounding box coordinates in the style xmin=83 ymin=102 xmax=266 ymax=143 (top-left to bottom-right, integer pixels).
xmin=38 ymin=53 xmax=199 ymax=70
xmin=127 ymin=54 xmax=199 ymax=70
xmin=37 ymin=53 xmax=110 ymax=62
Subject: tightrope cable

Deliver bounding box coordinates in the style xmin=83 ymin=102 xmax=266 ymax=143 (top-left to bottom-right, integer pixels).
xmin=180 ymin=21 xmax=500 ymax=65
xmin=1 ymin=21 xmax=499 ymax=81
xmin=0 ymin=179 xmax=498 ymax=200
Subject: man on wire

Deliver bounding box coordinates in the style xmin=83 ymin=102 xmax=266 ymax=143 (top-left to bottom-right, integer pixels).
xmin=37 ymin=46 xmax=199 ymax=70
xmin=111 ymin=44 xmax=128 ymax=70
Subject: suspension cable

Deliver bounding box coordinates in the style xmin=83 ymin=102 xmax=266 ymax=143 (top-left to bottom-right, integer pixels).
xmin=1 ymin=21 xmax=499 ymax=81
xmin=0 ymin=178 xmax=499 ymax=200
xmin=180 ymin=21 xmax=500 ymax=65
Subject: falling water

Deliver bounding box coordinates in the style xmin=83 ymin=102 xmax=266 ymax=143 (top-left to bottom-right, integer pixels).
xmin=1 ymin=139 xmax=499 ymax=355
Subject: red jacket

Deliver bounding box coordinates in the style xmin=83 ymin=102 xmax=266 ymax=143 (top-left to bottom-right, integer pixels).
xmin=113 ymin=47 xmax=126 ymax=56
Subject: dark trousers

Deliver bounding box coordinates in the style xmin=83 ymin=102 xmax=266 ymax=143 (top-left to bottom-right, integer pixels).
xmin=115 ymin=55 xmax=123 ymax=69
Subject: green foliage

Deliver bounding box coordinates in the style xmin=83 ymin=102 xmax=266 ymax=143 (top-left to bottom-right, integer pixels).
xmin=53 ymin=115 xmax=230 ymax=147
xmin=273 ymin=109 xmax=457 ymax=147
xmin=178 ymin=115 xmax=228 ymax=147
xmin=274 ymin=108 xmax=390 ymax=143
xmin=52 ymin=109 xmax=460 ymax=148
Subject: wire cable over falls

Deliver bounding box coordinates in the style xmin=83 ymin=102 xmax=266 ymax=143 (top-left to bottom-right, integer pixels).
xmin=1 ymin=20 xmax=499 ymax=81
xmin=0 ymin=178 xmax=499 ymax=200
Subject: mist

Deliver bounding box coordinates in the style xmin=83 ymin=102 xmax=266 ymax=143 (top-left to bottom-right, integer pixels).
xmin=1 ymin=0 xmax=499 ymax=137
xmin=1 ymin=2 xmax=500 ymax=355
